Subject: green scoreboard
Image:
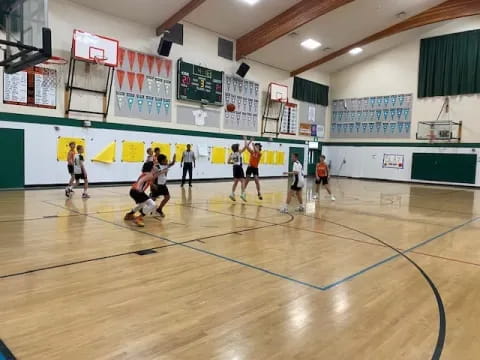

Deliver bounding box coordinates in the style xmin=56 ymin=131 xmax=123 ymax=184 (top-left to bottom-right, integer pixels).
xmin=177 ymin=59 xmax=223 ymax=105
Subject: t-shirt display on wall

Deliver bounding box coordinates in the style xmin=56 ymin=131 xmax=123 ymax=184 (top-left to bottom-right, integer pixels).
xmin=115 ymin=48 xmax=172 ymax=122
xmin=223 ymin=76 xmax=259 ymax=132
xmin=330 ymin=94 xmax=413 ymax=138
xmin=177 ymin=60 xmax=223 ymax=105
xmin=3 ymin=66 xmax=56 ymax=109
xmin=280 ymin=102 xmax=297 ymax=135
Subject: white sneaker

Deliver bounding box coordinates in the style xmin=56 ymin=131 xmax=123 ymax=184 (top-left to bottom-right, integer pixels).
xmin=295 ymin=205 xmax=305 ymax=212
xmin=240 ymin=193 xmax=247 ymax=202
xmin=331 ymin=196 xmax=336 ymax=201
xmin=279 ymin=207 xmax=289 ymax=213
xmin=229 ymin=194 xmax=236 ymax=201
xmin=82 ymin=193 xmax=90 ymax=199
xmin=313 ymin=194 xmax=318 ymax=200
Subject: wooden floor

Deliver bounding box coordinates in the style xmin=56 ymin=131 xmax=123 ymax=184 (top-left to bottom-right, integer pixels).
xmin=1 ymin=178 xmax=479 ymax=360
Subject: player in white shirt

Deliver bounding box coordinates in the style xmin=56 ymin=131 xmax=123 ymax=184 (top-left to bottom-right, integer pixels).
xmin=71 ymin=145 xmax=90 ymax=199
xmin=227 ymin=137 xmax=249 ymax=202
xmin=150 ymin=153 xmax=176 ymax=218
xmin=280 ymin=153 xmax=305 ymax=213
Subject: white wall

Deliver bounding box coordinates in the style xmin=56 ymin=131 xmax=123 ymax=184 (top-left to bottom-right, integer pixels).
xmin=324 ymin=145 xmax=480 ymax=187
xmin=0 ymin=0 xmax=330 ymax=140
xmin=329 ymin=16 xmax=480 ymax=142
xmin=0 ymin=118 xmax=307 ymax=185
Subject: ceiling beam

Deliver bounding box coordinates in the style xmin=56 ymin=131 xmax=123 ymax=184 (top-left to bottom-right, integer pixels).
xmin=291 ymin=0 xmax=480 ymax=76
xmin=236 ymin=0 xmax=354 ymax=61
xmin=156 ymin=0 xmax=207 ymax=36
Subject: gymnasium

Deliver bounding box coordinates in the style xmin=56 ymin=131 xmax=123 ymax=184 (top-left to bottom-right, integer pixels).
xmin=1 ymin=0 xmax=480 ymax=358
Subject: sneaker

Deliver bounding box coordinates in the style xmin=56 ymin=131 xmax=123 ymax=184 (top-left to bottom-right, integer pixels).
xmin=331 ymin=196 xmax=336 ymax=201
xmin=124 ymin=212 xmax=135 ymax=221
xmin=313 ymin=194 xmax=318 ymax=200
xmin=65 ymin=188 xmax=70 ymax=198
xmin=295 ymin=205 xmax=305 ymax=212
xmin=180 ymin=184 xmax=184 ymax=188
xmin=229 ymin=194 xmax=236 ymax=201
xmin=240 ymin=193 xmax=247 ymax=202
xmin=82 ymin=193 xmax=90 ymax=199
xmin=279 ymin=207 xmax=289 ymax=213
xmin=189 ymin=184 xmax=192 ymax=187
xmin=258 ymin=194 xmax=263 ymax=200
xmin=134 ymin=216 xmax=145 ymax=227
xmin=156 ymin=209 xmax=166 ymax=218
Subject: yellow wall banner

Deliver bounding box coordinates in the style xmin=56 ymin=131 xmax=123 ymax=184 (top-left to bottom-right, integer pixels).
xmin=92 ymin=141 xmax=116 ymax=163
xmin=275 ymin=151 xmax=285 ymax=165
xmin=175 ymin=144 xmax=187 ymax=160
xmin=266 ymin=150 xmax=275 ymax=165
xmin=151 ymin=142 xmax=171 ymax=159
xmin=57 ymin=137 xmax=85 ymax=161
xmin=211 ymin=147 xmax=226 ymax=164
xmin=121 ymin=141 xmax=145 ymax=162
xmin=242 ymin=151 xmax=250 ymax=164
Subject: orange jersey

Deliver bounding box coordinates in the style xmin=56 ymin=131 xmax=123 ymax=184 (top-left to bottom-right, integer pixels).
xmin=316 ymin=162 xmax=328 ymax=177
xmin=67 ymin=150 xmax=76 ymax=165
xmin=249 ymin=151 xmax=261 ymax=168
xmin=131 ymin=172 xmax=153 ymax=192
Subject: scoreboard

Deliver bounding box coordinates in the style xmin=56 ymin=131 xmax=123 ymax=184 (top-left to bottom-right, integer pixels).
xmin=177 ymin=59 xmax=223 ymax=105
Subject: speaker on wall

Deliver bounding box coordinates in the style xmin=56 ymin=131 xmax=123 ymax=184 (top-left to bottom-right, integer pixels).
xmin=158 ymin=38 xmax=173 ymax=57
xmin=236 ymin=62 xmax=250 ymax=78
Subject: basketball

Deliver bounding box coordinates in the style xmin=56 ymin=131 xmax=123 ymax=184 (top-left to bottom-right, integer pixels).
xmin=226 ymin=103 xmax=235 ymax=112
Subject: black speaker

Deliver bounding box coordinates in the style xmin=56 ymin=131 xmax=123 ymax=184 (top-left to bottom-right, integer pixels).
xmin=236 ymin=62 xmax=250 ymax=78
xmin=158 ymin=38 xmax=173 ymax=57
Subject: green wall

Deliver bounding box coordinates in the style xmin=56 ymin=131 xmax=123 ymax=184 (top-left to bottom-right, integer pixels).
xmin=411 ymin=153 xmax=477 ymax=184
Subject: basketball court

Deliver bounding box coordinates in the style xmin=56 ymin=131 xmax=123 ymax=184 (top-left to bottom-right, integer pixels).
xmin=1 ymin=0 xmax=480 ymax=359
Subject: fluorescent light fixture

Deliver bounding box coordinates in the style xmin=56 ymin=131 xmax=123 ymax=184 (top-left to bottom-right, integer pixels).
xmin=349 ymin=47 xmax=363 ymax=55
xmin=301 ymin=38 xmax=322 ymax=50
xmin=242 ymin=0 xmax=260 ymax=5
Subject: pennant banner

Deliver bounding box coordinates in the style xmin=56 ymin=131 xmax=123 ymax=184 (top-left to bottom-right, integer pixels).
xmin=136 ymin=73 xmax=145 ymax=93
xmin=92 ymin=141 xmax=116 ymax=163
xmin=146 ymin=55 xmax=155 ymax=75
xmin=116 ymin=70 xmax=125 ymax=89
xmin=127 ymin=72 xmax=136 ymax=91
xmin=127 ymin=50 xmax=136 ymax=71
xmin=137 ymin=53 xmax=145 ymax=73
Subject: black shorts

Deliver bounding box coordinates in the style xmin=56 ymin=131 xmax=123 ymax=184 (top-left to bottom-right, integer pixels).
xmin=68 ymin=165 xmax=74 ymax=175
xmin=74 ymin=172 xmax=86 ymax=181
xmin=151 ymin=184 xmax=169 ymax=199
xmin=316 ymin=176 xmax=329 ymax=185
xmin=246 ymin=166 xmax=259 ymax=177
xmin=130 ymin=189 xmax=149 ymax=204
xmin=233 ymin=165 xmax=245 ymax=179
xmin=290 ymin=176 xmax=304 ymax=191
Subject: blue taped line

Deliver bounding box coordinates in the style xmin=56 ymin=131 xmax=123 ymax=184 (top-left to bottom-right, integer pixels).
xmin=322 ymin=217 xmax=480 ymax=290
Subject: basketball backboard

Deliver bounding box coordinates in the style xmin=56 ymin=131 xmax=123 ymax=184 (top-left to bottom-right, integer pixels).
xmin=0 ymin=0 xmax=51 ymax=73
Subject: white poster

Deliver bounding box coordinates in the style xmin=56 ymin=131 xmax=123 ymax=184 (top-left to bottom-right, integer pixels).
xmin=3 ymin=71 xmax=28 ymax=104
xmin=308 ymin=105 xmax=316 ymax=122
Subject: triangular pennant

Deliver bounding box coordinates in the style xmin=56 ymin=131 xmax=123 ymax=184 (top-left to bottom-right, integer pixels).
xmin=146 ymin=96 xmax=153 ymax=114
xmin=156 ymin=58 xmax=164 ymax=76
xmin=165 ymin=60 xmax=172 ymax=77
xmin=127 ymin=94 xmax=135 ymax=111
xmin=127 ymin=50 xmax=136 ymax=71
xmin=137 ymin=53 xmax=146 ymax=72
xmin=164 ymin=99 xmax=171 ymax=113
xmin=146 ymin=77 xmax=154 ymax=93
xmin=116 ymin=92 xmax=125 ymax=109
xmin=146 ymin=55 xmax=155 ymax=75
xmin=92 ymin=141 xmax=116 ymax=163
xmin=137 ymin=95 xmax=144 ymax=112
xmin=127 ymin=72 xmax=136 ymax=91
xmin=155 ymin=98 xmax=163 ymax=114
xmin=116 ymin=70 xmax=125 ymax=89
xmin=136 ymin=73 xmax=145 ymax=93
xmin=118 ymin=48 xmax=126 ymax=68
xmin=155 ymin=78 xmax=163 ymax=95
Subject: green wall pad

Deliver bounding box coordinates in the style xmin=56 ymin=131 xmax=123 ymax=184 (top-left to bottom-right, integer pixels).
xmin=411 ymin=153 xmax=477 ymax=184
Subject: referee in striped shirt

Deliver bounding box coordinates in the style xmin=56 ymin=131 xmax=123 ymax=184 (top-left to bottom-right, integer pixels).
xmin=181 ymin=144 xmax=196 ymax=187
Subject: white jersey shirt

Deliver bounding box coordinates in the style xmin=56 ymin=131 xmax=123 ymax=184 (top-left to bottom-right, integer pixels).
xmin=292 ymin=160 xmax=305 ymax=188
xmin=73 ymin=154 xmax=85 ymax=174
xmin=156 ymin=164 xmax=169 ymax=185
xmin=231 ymin=152 xmax=242 ymax=166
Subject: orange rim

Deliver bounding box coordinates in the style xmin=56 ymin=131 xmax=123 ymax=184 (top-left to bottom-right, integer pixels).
xmin=43 ymin=55 xmax=68 ymax=65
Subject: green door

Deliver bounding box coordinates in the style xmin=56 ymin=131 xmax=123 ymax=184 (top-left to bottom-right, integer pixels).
xmin=0 ymin=128 xmax=24 ymax=189
xmin=288 ymin=147 xmax=305 ymax=172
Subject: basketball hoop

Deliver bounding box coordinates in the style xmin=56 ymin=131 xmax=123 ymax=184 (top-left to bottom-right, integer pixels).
xmin=37 ymin=55 xmax=68 ymax=89
xmin=93 ymin=55 xmax=108 ymax=65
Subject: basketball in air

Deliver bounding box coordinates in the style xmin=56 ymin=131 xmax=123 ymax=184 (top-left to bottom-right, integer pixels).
xmin=226 ymin=103 xmax=236 ymax=112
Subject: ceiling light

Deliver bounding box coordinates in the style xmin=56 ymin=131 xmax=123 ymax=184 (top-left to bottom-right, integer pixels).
xmin=349 ymin=47 xmax=363 ymax=55
xmin=242 ymin=0 xmax=260 ymax=5
xmin=301 ymin=39 xmax=322 ymax=50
